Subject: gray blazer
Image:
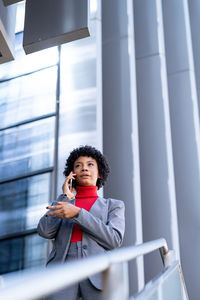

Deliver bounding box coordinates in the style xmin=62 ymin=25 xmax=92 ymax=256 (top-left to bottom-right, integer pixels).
xmin=37 ymin=194 xmax=125 ymax=290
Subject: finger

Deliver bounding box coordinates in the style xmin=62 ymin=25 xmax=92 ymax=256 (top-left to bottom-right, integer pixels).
xmin=63 ymin=177 xmax=70 ymax=184
xmin=68 ymin=172 xmax=76 ymax=179
xmin=56 ymin=201 xmax=67 ymax=205
xmin=69 ymin=172 xmax=76 ymax=178
xmin=46 ymin=205 xmax=61 ymax=210
xmin=64 ymin=174 xmax=73 ymax=183
xmin=53 ymin=215 xmax=66 ymax=220
xmin=63 ymin=173 xmax=76 ymax=186
xmin=52 ymin=210 xmax=66 ymax=219
xmin=70 ymin=171 xmax=77 ymax=176
xmin=63 ymin=177 xmax=74 ymax=188
xmin=46 ymin=209 xmax=62 ymax=217
xmin=48 ymin=207 xmax=62 ymax=213
xmin=46 ymin=206 xmax=55 ymax=210
xmin=62 ymin=182 xmax=71 ymax=193
xmin=57 ymin=201 xmax=73 ymax=208
xmin=56 ymin=202 xmax=73 ymax=209
xmin=47 ymin=213 xmax=62 ymax=219
xmin=53 ymin=215 xmax=62 ymax=219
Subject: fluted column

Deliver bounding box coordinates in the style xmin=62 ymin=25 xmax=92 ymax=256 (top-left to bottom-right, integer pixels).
xmin=188 ymin=1 xmax=200 ymax=113
xmin=134 ymin=0 xmax=179 ymax=283
xmin=102 ymin=0 xmax=143 ymax=294
xmin=162 ymin=0 xmax=200 ymax=298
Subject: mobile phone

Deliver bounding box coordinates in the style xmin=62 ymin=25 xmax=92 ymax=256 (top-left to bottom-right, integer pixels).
xmin=69 ymin=179 xmax=73 ymax=192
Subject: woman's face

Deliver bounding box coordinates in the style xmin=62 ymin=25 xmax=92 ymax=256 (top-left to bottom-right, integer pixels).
xmin=73 ymin=156 xmax=100 ymax=187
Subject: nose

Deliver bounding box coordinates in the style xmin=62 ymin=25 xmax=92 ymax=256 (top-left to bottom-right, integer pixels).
xmin=81 ymin=166 xmax=88 ymax=171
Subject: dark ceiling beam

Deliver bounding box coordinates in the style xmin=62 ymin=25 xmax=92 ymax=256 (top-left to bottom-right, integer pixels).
xmin=2 ymin=0 xmax=24 ymax=7
xmin=23 ymin=0 xmax=90 ymax=55
xmin=0 ymin=0 xmax=17 ymax=64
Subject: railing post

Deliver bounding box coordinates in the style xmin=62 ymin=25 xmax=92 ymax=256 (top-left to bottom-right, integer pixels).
xmin=163 ymin=250 xmax=176 ymax=268
xmin=103 ymin=261 xmax=129 ymax=300
xmin=160 ymin=245 xmax=176 ymax=268
xmin=0 ymin=276 xmax=5 ymax=288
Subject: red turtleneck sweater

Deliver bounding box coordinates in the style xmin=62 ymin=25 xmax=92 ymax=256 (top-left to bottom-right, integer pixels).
xmin=70 ymin=186 xmax=98 ymax=242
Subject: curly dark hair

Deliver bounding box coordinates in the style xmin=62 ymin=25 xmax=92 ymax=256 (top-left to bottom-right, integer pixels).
xmin=63 ymin=145 xmax=110 ymax=189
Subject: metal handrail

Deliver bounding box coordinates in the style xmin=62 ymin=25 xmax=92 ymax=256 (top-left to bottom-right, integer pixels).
xmin=0 ymin=238 xmax=170 ymax=300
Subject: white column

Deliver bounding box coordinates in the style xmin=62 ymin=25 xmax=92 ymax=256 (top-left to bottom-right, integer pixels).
xmin=188 ymin=1 xmax=200 ymax=113
xmin=102 ymin=0 xmax=143 ymax=294
xmin=134 ymin=0 xmax=179 ymax=283
xmin=162 ymin=0 xmax=200 ymax=299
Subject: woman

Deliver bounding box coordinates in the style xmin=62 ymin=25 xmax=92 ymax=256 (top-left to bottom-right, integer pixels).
xmin=37 ymin=145 xmax=125 ymax=300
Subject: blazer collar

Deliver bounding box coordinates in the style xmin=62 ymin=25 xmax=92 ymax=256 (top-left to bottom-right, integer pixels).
xmin=71 ymin=196 xmax=107 ymax=214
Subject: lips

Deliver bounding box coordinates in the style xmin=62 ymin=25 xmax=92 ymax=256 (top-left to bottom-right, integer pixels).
xmin=80 ymin=174 xmax=90 ymax=178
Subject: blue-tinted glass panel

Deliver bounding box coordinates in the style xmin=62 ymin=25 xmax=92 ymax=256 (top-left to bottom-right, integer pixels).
xmin=0 ymin=238 xmax=24 ymax=273
xmin=59 ymin=20 xmax=98 ymax=135
xmin=0 ymin=67 xmax=57 ymax=129
xmin=70 ymin=58 xmax=96 ymax=90
xmin=0 ymin=117 xmax=55 ymax=181
xmin=0 ymin=173 xmax=50 ymax=236
xmin=61 ymin=46 xmax=96 ymax=92
xmin=59 ymin=96 xmax=96 ymax=134
xmin=0 ymin=33 xmax=58 ymax=81
xmin=24 ymin=234 xmax=48 ymax=269
xmin=57 ymin=16 xmax=102 ymax=195
xmin=134 ymin=264 xmax=188 ymax=300
xmin=0 ymin=234 xmax=48 ymax=274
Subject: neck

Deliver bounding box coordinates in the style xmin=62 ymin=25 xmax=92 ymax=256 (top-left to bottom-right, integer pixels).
xmin=76 ymin=185 xmax=98 ymax=198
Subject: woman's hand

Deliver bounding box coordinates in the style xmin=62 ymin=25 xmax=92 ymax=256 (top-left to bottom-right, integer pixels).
xmin=62 ymin=171 xmax=76 ymax=199
xmin=46 ymin=202 xmax=81 ymax=219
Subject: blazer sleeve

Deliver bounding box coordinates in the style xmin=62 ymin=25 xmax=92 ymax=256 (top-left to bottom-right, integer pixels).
xmin=37 ymin=194 xmax=67 ymax=239
xmin=71 ymin=198 xmax=125 ymax=250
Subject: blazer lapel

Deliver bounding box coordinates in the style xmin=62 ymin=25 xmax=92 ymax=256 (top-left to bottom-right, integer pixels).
xmin=89 ymin=197 xmax=108 ymax=221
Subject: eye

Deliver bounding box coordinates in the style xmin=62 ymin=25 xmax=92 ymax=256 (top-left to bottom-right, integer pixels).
xmin=88 ymin=163 xmax=94 ymax=166
xmin=75 ymin=164 xmax=80 ymax=168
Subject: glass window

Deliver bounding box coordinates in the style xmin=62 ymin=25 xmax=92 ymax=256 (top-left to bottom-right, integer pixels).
xmin=61 ymin=41 xmax=96 ymax=92
xmin=57 ymin=13 xmax=102 ymax=195
xmin=69 ymin=58 xmax=96 ymax=90
xmin=0 ymin=234 xmax=48 ymax=274
xmin=0 ymin=33 xmax=59 ymax=81
xmin=0 ymin=173 xmax=51 ymax=236
xmin=0 ymin=2 xmax=58 ymax=277
xmin=59 ymin=98 xmax=96 ymax=134
xmin=0 ymin=117 xmax=55 ymax=181
xmin=0 ymin=237 xmax=24 ymax=273
xmin=0 ymin=67 xmax=57 ymax=129
xmin=59 ymin=21 xmax=98 ymax=135
xmin=24 ymin=234 xmax=49 ymax=269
